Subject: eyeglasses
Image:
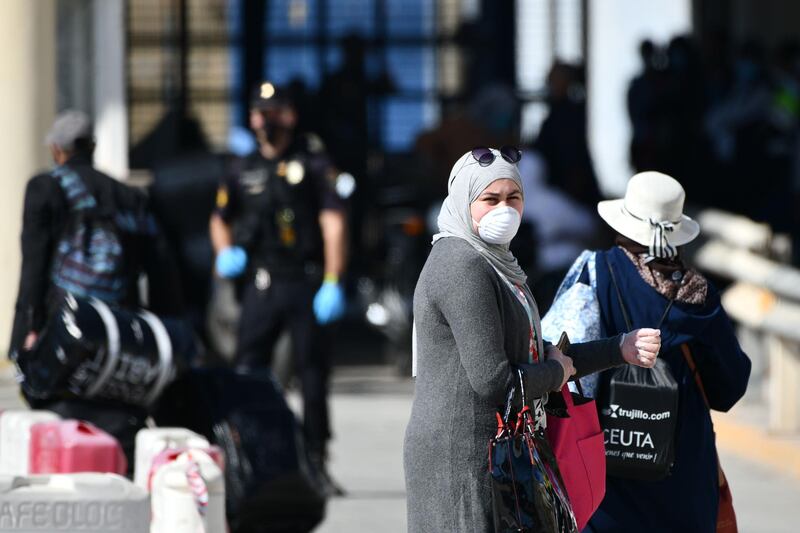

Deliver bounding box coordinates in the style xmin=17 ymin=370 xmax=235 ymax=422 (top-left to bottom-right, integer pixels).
xmin=471 ymin=146 xmax=522 ymax=167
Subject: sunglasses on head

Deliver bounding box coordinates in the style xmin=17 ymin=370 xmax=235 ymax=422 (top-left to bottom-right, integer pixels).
xmin=471 ymin=146 xmax=522 ymax=166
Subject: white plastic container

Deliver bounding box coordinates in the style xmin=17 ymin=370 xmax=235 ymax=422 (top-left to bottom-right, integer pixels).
xmin=0 ymin=473 xmax=150 ymax=532
xmin=0 ymin=410 xmax=61 ymax=475
xmin=150 ymin=449 xmax=226 ymax=533
xmin=134 ymin=428 xmax=210 ymax=489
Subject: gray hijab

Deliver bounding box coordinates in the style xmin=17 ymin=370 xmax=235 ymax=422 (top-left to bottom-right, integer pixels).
xmin=433 ymin=149 xmax=528 ymax=286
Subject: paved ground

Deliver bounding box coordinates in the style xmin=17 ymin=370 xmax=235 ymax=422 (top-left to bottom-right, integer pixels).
xmin=317 ymin=366 xmax=800 ymax=533
xmin=2 ymin=364 xmax=798 ymax=531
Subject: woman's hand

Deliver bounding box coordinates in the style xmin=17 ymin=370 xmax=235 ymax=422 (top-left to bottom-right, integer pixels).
xmin=545 ymin=345 xmax=576 ymax=390
xmin=621 ymin=328 xmax=661 ymax=368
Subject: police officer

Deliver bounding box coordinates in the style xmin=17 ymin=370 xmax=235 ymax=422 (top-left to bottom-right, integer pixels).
xmin=209 ymin=82 xmax=349 ymax=494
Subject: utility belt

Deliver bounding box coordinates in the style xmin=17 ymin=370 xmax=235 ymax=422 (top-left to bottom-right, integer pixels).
xmin=245 ymin=261 xmax=323 ymax=291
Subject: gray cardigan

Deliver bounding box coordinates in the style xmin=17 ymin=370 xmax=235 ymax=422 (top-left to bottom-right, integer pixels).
xmin=404 ymin=238 xmax=622 ymax=533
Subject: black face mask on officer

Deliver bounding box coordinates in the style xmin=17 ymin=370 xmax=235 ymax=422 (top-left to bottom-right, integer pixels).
xmin=251 ymin=107 xmax=297 ymax=146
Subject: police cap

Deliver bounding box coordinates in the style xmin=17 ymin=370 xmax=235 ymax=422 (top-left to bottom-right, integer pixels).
xmin=250 ymin=81 xmax=294 ymax=111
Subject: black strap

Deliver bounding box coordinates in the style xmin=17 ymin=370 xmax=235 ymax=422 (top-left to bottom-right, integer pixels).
xmin=604 ymin=253 xmax=674 ymax=331
xmin=657 ymin=299 xmax=675 ymax=329
xmin=604 ymin=254 xmax=633 ymax=330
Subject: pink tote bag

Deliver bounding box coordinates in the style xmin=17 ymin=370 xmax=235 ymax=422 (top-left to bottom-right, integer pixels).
xmin=545 ymin=385 xmax=606 ymax=530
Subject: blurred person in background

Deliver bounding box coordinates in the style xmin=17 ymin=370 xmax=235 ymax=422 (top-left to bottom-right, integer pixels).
xmin=137 ymin=110 xmax=225 ymax=349
xmin=320 ymin=34 xmax=393 ymax=272
xmin=524 ymin=62 xmax=604 ymax=311
xmin=705 ymin=41 xmax=774 ymax=214
xmin=628 ymin=39 xmax=669 ymax=173
xmin=209 ymin=82 xmax=349 ymax=495
xmin=659 ymin=36 xmax=709 ymax=196
xmin=319 ymin=34 xmax=371 ymax=186
xmin=517 ymin=149 xmax=598 ymax=315
xmin=10 ymin=110 xmax=182 ymax=464
xmin=757 ymin=41 xmax=800 ymax=234
xmin=415 ymin=83 xmax=520 ymax=199
xmin=533 ymin=62 xmax=602 ymax=209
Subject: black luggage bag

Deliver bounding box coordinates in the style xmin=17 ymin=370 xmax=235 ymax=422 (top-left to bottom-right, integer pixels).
xmin=15 ymin=293 xmax=196 ymax=408
xmin=152 ymin=367 xmax=327 ymax=533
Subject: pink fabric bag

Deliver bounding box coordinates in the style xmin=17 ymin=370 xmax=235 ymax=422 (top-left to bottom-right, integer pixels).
xmin=545 ymin=385 xmax=606 ymax=530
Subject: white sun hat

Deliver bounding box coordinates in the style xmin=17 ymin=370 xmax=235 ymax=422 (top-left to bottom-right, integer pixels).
xmin=597 ymin=171 xmax=700 ymax=259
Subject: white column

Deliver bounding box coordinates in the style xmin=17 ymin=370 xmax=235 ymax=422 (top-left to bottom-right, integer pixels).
xmin=0 ymin=1 xmax=57 ymax=353
xmin=516 ymin=0 xmax=551 ymax=141
xmin=92 ymin=0 xmax=129 ymax=180
xmin=587 ymin=0 xmax=691 ymax=196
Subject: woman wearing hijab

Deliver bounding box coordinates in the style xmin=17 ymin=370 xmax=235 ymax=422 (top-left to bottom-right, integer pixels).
xmin=403 ymin=148 xmax=662 ymax=532
xmin=543 ymin=171 xmax=751 ymax=532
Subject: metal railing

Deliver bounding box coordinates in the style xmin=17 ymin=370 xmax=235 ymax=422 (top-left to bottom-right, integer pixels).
xmin=691 ymin=209 xmax=800 ymax=433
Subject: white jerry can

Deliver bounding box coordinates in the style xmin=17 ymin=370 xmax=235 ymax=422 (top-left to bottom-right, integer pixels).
xmin=150 ymin=449 xmax=226 ymax=533
xmin=0 ymin=473 xmax=150 ymax=532
xmin=134 ymin=428 xmax=210 ymax=489
xmin=0 ymin=410 xmax=61 ymax=475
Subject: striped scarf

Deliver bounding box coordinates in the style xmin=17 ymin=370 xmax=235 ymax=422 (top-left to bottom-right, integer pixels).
xmin=647 ymin=218 xmax=677 ymax=261
xmin=621 ymin=205 xmax=678 ymax=261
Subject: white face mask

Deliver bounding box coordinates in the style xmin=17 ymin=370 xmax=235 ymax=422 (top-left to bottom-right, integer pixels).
xmin=474 ymin=206 xmax=521 ymax=245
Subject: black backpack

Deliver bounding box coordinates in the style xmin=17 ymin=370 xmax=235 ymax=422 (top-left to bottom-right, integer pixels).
xmin=49 ymin=165 xmax=127 ymax=303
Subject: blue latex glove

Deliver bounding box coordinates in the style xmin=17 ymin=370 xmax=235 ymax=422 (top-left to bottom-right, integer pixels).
xmin=313 ymin=281 xmax=346 ymax=325
xmin=216 ymin=246 xmax=248 ymax=278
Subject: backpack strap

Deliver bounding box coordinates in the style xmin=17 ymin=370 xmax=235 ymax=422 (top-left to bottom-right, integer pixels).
xmin=51 ymin=165 xmax=98 ymax=212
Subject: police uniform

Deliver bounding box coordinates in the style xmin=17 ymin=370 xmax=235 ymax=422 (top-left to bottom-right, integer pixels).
xmin=216 ymin=133 xmax=345 ymax=452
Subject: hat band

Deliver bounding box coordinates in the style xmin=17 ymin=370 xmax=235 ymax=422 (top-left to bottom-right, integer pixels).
xmin=620 ymin=204 xmax=680 ymax=260
xmin=621 ymin=203 xmax=682 ymax=226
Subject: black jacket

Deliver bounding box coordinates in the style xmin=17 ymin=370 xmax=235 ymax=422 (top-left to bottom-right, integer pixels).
xmin=10 ymin=155 xmax=182 ymax=354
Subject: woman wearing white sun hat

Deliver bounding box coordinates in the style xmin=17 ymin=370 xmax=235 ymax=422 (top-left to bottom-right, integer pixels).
xmin=542 ymin=171 xmax=752 ymax=533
